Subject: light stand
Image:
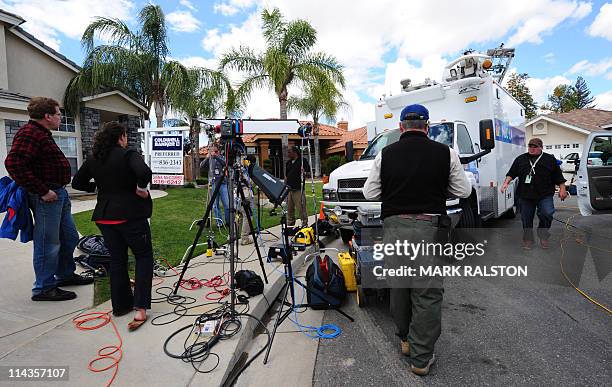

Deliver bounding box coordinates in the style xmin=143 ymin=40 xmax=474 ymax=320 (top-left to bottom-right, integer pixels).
xmin=256 ymin=186 xmax=278 ymax=239
xmin=263 ymin=211 xmax=354 ymax=364
xmin=299 ymin=129 xmax=321 ymax=250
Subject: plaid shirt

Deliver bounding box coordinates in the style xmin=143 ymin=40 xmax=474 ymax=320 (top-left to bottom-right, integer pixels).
xmin=5 ymin=120 xmax=71 ymax=196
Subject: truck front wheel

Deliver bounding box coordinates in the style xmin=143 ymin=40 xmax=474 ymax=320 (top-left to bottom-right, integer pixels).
xmin=457 ymin=199 xmax=480 ymax=228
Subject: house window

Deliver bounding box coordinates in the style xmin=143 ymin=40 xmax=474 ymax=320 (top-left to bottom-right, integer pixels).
xmin=58 ymin=109 xmax=76 ymax=132
xmin=555 ymin=145 xmax=561 ymax=149
xmin=545 ymin=145 xmax=552 ymax=150
xmin=573 ymin=143 xmax=580 ymax=148
xmin=563 ymin=144 xmax=570 ymax=149
xmin=54 ymin=136 xmax=78 ymax=175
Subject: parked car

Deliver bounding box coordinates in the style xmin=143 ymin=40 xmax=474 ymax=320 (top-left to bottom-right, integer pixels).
xmin=561 ymin=152 xmax=580 ymax=172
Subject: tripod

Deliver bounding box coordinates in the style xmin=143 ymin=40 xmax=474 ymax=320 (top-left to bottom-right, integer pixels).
xmin=263 ymin=212 xmax=354 ymax=364
xmin=174 ymin=147 xmax=269 ymax=317
xmin=255 ymin=186 xmax=278 ymax=239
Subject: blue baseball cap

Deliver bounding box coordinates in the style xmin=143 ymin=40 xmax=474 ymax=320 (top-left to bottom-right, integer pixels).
xmin=400 ymin=104 xmax=429 ymax=121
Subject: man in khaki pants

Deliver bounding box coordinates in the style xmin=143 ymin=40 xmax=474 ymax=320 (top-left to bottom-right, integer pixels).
xmin=285 ymin=146 xmax=309 ymax=227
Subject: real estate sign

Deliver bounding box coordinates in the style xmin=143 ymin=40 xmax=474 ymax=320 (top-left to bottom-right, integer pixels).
xmin=151 ymin=135 xmax=183 ymax=174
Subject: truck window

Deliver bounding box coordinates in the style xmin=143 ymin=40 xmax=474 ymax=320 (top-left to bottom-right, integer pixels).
xmin=360 ymin=123 xmax=455 ymax=160
xmin=456 ymin=124 xmax=474 ymax=154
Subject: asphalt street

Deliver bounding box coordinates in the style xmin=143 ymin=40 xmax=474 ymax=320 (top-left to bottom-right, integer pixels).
xmin=313 ymin=197 xmax=611 ymax=386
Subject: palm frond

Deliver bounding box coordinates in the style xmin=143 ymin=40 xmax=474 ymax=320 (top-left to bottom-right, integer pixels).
xmin=261 ymin=8 xmax=285 ymax=46
xmin=139 ymin=4 xmax=169 ymax=65
xmin=219 ymin=46 xmax=264 ymax=74
xmin=297 ymin=52 xmax=346 ymax=88
xmin=282 ymin=20 xmax=316 ymax=60
xmin=263 ymin=48 xmax=290 ymax=94
xmin=81 ymin=17 xmax=136 ymax=55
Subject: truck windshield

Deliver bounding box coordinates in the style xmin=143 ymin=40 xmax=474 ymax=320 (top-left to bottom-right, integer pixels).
xmin=360 ymin=123 xmax=454 ymax=160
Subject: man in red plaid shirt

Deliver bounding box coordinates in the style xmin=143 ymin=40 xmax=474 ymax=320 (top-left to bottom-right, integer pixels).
xmin=5 ymin=97 xmax=92 ymax=301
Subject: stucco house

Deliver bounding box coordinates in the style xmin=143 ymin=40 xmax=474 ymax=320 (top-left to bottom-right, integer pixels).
xmin=0 ymin=9 xmax=147 ymax=178
xmin=525 ymin=108 xmax=612 ymax=159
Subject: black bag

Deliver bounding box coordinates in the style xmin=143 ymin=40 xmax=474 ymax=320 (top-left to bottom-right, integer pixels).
xmin=305 ymin=255 xmax=346 ymax=310
xmin=75 ymin=235 xmax=112 ymax=274
xmin=235 ymin=270 xmax=264 ymax=297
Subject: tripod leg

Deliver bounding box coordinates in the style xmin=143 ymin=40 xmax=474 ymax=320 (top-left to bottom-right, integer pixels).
xmin=263 ymin=280 xmax=291 ymax=364
xmin=238 ymin=181 xmax=268 ymax=284
xmin=173 ymin=174 xmax=225 ymax=295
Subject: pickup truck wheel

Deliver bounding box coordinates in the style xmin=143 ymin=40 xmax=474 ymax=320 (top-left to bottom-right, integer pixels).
xmin=340 ymin=228 xmax=354 ymax=244
xmin=457 ymin=200 xmax=479 ymax=228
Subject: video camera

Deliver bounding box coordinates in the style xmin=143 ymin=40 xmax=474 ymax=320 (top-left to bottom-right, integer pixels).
xmin=297 ymin=122 xmax=312 ymax=137
xmin=219 ymin=119 xmax=243 ymax=139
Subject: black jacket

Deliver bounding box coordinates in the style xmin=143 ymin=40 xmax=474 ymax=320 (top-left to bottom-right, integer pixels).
xmin=506 ymin=152 xmax=566 ymax=200
xmin=72 ymin=146 xmax=153 ymax=221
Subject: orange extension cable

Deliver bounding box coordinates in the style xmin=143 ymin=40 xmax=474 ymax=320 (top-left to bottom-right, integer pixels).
xmin=72 ymin=311 xmax=123 ymax=387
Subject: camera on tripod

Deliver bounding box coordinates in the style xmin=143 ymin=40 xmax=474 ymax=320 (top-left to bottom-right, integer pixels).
xmin=297 ymin=122 xmax=312 ymax=137
xmin=219 ymin=119 xmax=243 ymax=139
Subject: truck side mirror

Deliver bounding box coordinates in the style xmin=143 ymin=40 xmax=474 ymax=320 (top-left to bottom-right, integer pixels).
xmin=479 ymin=119 xmax=495 ymax=150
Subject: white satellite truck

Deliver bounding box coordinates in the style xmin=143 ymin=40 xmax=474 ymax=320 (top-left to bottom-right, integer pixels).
xmin=322 ymin=47 xmax=527 ymax=242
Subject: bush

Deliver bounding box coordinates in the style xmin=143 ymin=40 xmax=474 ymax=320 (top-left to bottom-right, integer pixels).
xmin=196 ymin=178 xmax=208 ymax=185
xmin=183 ymin=182 xmax=196 ymax=188
xmin=321 ymin=155 xmax=346 ymax=175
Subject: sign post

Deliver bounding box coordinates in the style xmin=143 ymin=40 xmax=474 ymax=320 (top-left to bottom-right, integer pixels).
xmin=138 ymin=126 xmax=190 ymax=186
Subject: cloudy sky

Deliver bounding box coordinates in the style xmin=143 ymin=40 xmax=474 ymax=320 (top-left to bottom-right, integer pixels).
xmin=2 ymin=0 xmax=611 ymax=129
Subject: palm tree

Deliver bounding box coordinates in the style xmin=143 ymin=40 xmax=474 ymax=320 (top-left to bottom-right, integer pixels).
xmin=64 ymin=4 xmax=221 ymax=128
xmin=219 ymin=8 xmax=345 ymax=174
xmin=288 ymin=71 xmax=348 ymax=177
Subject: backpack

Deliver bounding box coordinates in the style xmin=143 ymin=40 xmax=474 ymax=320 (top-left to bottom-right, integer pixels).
xmin=235 ymin=270 xmax=264 ymax=297
xmin=75 ymin=235 xmax=112 ymax=274
xmin=305 ymin=255 xmax=346 ymax=310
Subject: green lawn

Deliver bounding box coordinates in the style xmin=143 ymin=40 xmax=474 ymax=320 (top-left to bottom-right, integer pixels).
xmin=73 ymin=182 xmax=323 ymax=305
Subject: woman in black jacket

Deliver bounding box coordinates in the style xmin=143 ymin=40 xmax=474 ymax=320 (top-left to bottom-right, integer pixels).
xmin=72 ymin=121 xmax=153 ymax=331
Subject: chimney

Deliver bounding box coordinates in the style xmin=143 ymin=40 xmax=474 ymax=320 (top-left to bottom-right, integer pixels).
xmin=337 ymin=120 xmax=348 ymax=131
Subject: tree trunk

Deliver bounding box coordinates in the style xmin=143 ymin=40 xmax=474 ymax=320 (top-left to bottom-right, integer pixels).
xmin=279 ymin=88 xmax=288 ymax=120
xmin=191 ymin=119 xmax=200 ymax=181
xmin=313 ymin=117 xmax=321 ymax=178
xmin=154 ymin=98 xmax=164 ymax=128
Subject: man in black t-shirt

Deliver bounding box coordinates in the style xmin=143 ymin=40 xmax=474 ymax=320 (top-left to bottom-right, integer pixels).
xmin=502 ymin=137 xmax=567 ymax=249
xmin=285 ymin=146 xmax=310 ymax=226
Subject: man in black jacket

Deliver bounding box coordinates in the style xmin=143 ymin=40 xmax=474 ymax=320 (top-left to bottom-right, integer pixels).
xmin=363 ymin=104 xmax=471 ymax=376
xmin=502 ymin=137 xmax=567 ymax=249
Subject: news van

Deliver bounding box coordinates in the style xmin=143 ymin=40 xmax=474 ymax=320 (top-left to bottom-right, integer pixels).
xmin=322 ymin=48 xmax=527 ymax=242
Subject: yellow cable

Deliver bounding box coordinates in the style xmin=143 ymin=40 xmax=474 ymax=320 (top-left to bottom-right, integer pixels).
xmin=559 ymin=215 xmax=612 ymax=315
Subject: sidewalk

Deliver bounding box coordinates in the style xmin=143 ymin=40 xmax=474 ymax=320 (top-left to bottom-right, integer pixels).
xmin=0 ymin=189 xmax=319 ymax=387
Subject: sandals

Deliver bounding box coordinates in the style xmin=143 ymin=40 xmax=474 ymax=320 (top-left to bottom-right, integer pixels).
xmin=128 ymin=316 xmax=147 ymax=331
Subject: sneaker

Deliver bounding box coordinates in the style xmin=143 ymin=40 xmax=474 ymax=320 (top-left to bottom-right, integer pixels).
xmin=522 ymin=240 xmax=533 ymax=250
xmin=540 ymin=239 xmax=550 ymax=249
xmin=410 ymin=354 xmax=435 ymax=376
xmin=32 ymin=287 xmax=76 ymax=301
xmin=56 ymin=273 xmax=94 ymax=286
xmin=400 ymin=340 xmax=410 ymax=356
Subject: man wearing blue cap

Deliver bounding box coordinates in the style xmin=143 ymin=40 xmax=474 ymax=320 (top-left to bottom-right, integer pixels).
xmin=364 ymin=104 xmax=471 ymax=376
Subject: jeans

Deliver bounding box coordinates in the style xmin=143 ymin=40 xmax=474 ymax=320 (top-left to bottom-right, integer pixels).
xmin=212 ymin=180 xmax=229 ymax=226
xmin=97 ymin=219 xmax=153 ymax=311
xmin=520 ymin=195 xmax=555 ymax=241
xmin=28 ymin=188 xmax=79 ymax=295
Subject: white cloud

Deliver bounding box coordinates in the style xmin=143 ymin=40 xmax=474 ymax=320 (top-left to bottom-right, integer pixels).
xmin=568 ymin=58 xmax=612 ymax=77
xmin=179 ymin=0 xmax=197 ymax=12
xmin=526 ymin=74 xmax=572 ymax=105
xmin=507 ymin=1 xmax=591 ymax=46
xmin=213 ymin=0 xmax=257 ymax=16
xmin=171 ymin=56 xmax=218 ymax=69
xmin=201 ymin=12 xmax=266 ymax=55
xmin=594 ymin=91 xmax=612 ymax=110
xmin=588 ymin=3 xmax=612 ymax=41
xmin=0 ymin=0 xmax=134 ymax=50
xmin=543 ymin=52 xmax=556 ymax=64
xmin=166 ymin=10 xmax=200 ymax=33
